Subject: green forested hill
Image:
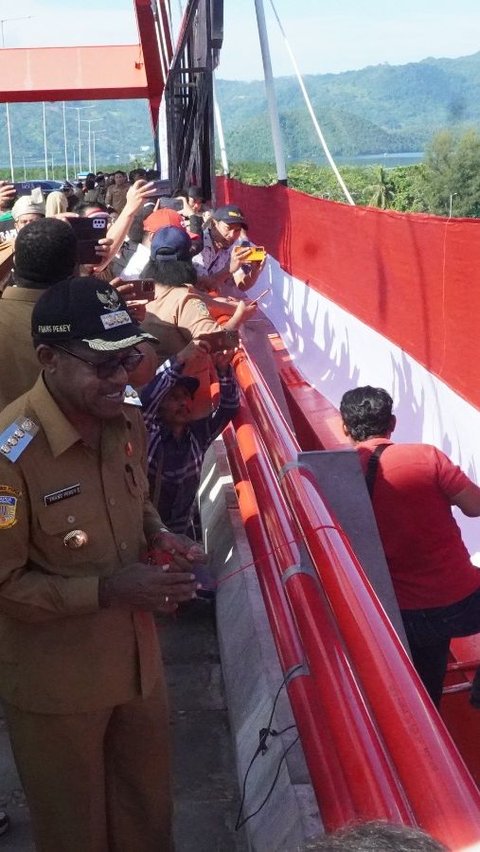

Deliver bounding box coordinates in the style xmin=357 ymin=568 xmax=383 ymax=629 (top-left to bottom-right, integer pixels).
xmin=2 ymin=51 xmax=480 ymax=171
xmin=215 ymin=51 xmax=480 ymax=159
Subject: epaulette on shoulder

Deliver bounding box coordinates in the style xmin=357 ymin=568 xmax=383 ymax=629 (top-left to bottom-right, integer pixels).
xmin=0 ymin=417 xmax=39 ymax=463
xmin=123 ymin=385 xmax=142 ymax=407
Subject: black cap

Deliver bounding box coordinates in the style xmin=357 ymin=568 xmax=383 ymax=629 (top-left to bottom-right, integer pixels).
xmin=31 ymin=277 xmax=155 ymax=351
xmin=213 ymin=204 xmax=247 ymax=228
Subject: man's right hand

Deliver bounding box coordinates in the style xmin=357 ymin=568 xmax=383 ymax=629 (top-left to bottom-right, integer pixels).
xmin=98 ymin=562 xmax=197 ymax=613
xmin=0 ymin=181 xmax=16 ymax=212
xmin=229 ymin=246 xmax=251 ymax=275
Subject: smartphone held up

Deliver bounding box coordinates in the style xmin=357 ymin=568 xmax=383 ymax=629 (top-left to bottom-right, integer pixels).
xmin=127 ymin=279 xmax=156 ymax=302
xmin=199 ymin=329 xmax=240 ymax=353
xmin=68 ymin=216 xmax=108 ymax=265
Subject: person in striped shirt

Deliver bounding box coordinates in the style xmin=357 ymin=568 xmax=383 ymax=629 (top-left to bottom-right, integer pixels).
xmin=141 ymin=340 xmax=240 ymax=536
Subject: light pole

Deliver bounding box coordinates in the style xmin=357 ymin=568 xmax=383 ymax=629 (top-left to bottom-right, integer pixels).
xmin=80 ymin=118 xmax=103 ymax=172
xmin=0 ymin=15 xmax=33 ymax=181
xmin=62 ymin=102 xmax=69 ymax=180
xmin=67 ymin=105 xmax=95 ymax=174
xmin=449 ymin=193 xmax=458 ymax=218
xmin=92 ymin=130 xmax=107 ymax=174
xmin=42 ymin=102 xmax=48 ymax=179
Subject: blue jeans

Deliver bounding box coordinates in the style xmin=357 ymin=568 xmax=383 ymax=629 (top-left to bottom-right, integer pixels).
xmin=401 ymin=586 xmax=480 ymax=707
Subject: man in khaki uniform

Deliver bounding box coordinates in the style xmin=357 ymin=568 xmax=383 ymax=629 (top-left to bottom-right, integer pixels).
xmin=142 ymin=225 xmax=255 ymax=418
xmin=105 ymin=171 xmax=129 ymax=214
xmin=0 ymin=277 xmax=200 ymax=851
xmin=0 ymin=218 xmax=77 ymax=410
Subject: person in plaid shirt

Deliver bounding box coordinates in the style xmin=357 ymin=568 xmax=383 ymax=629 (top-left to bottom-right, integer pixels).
xmin=141 ymin=340 xmax=240 ymax=535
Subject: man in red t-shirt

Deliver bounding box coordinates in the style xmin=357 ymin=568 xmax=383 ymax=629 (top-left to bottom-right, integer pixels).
xmin=340 ymin=385 xmax=480 ymax=707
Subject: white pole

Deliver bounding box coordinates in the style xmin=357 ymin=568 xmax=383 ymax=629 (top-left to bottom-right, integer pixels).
xmin=93 ymin=131 xmax=97 ymax=174
xmin=88 ymin=122 xmax=92 ymax=172
xmin=22 ymin=155 xmax=26 ymax=180
xmin=1 ymin=15 xmax=33 ymax=181
xmin=253 ymin=0 xmax=287 ymax=183
xmin=266 ymin=0 xmax=354 ymax=205
xmin=5 ymin=104 xmax=14 ymax=181
xmin=42 ymin=102 xmax=48 ymax=179
xmin=73 ymin=147 xmax=77 ymax=178
xmin=63 ymin=101 xmax=69 ymax=180
xmin=77 ymin=109 xmax=82 ymax=174
xmin=1 ymin=25 xmax=14 ymax=181
xmin=51 ymin=153 xmax=54 ymax=180
xmin=212 ymin=74 xmax=229 ymax=176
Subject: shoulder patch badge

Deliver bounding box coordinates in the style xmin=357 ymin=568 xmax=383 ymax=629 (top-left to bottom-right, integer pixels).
xmin=0 ymin=485 xmax=20 ymax=529
xmin=198 ymin=301 xmax=210 ymax=316
xmin=0 ymin=417 xmax=39 ymax=463
xmin=123 ymin=385 xmax=142 ymax=407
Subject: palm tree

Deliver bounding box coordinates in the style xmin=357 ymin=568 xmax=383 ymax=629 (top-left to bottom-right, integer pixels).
xmin=368 ymin=166 xmax=395 ymax=209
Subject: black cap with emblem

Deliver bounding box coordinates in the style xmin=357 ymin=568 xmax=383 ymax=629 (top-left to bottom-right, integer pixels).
xmin=31 ymin=276 xmax=155 ymax=352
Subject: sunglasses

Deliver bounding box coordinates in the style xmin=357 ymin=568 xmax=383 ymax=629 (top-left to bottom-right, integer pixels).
xmin=54 ymin=345 xmax=144 ymax=380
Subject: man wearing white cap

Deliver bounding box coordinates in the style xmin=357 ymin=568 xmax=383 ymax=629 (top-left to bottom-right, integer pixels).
xmin=11 ymin=187 xmax=45 ymax=231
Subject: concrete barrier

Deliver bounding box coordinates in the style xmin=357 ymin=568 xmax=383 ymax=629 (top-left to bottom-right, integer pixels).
xmin=199 ymin=439 xmax=323 ymax=851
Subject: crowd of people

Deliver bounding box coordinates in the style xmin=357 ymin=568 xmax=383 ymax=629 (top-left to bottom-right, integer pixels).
xmin=0 ymin=169 xmax=477 ymax=851
xmin=0 ymin=171 xmax=265 ymax=849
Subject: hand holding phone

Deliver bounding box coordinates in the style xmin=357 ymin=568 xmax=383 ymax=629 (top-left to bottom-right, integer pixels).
xmin=69 ymin=216 xmax=108 ymax=265
xmin=234 ymin=245 xmax=266 ymax=263
xmin=127 ymin=279 xmax=156 ymax=302
xmin=198 ymin=329 xmax=240 ymax=353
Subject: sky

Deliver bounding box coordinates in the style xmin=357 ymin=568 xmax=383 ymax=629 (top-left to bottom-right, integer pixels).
xmin=0 ymin=0 xmax=479 ymax=81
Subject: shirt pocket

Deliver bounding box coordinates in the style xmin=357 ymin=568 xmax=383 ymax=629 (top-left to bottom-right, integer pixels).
xmin=34 ymin=502 xmax=109 ymax=572
xmin=124 ymin=461 xmax=149 ymax=500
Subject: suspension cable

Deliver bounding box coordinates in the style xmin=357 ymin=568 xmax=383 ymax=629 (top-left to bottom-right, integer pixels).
xmin=266 ymin=0 xmax=355 ymax=205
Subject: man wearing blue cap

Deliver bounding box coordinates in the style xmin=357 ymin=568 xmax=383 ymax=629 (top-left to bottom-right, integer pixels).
xmin=143 ymin=225 xmax=255 ymax=417
xmin=0 ymin=276 xmax=202 ymax=851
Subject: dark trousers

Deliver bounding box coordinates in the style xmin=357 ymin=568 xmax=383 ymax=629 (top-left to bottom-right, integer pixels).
xmin=401 ymin=585 xmax=480 ymax=708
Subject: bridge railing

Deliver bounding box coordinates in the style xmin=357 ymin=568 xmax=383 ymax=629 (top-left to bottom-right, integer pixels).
xmin=225 ymin=346 xmax=480 ymax=849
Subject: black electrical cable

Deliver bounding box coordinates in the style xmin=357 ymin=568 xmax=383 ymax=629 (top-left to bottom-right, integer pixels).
xmin=236 ymin=735 xmax=300 ymax=831
xmin=234 ymin=665 xmax=303 ymax=831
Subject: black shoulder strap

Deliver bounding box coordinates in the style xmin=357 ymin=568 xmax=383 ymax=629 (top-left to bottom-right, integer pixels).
xmin=365 ymin=443 xmax=391 ymax=498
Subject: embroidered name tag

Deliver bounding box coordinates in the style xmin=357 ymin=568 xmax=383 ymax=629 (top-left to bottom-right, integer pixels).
xmin=43 ymin=484 xmax=81 ymax=506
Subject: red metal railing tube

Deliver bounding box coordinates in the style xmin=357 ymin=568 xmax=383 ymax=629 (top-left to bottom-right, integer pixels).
xmin=232 ymin=347 xmax=480 ymax=847
xmin=224 ymin=415 xmax=415 ymax=826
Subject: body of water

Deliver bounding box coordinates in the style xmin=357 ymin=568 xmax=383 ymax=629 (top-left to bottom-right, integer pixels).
xmin=332 ymin=151 xmax=424 ymax=169
xmin=314 ymin=152 xmax=424 ymax=168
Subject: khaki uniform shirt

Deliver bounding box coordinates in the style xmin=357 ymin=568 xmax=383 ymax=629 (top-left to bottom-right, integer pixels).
xmin=0 ymin=375 xmax=163 ymax=714
xmin=0 ymin=286 xmax=44 ymax=411
xmin=0 ymin=239 xmax=14 ymax=295
xmin=142 ymin=284 xmax=221 ymax=418
xmin=105 ymin=184 xmax=129 ymax=214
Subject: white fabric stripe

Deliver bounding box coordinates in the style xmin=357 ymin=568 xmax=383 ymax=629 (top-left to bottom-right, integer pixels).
xmin=248 ymin=259 xmax=480 ymax=557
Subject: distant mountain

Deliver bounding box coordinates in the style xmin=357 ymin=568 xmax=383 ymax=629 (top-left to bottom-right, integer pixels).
xmin=2 ymin=52 xmax=480 ymax=173
xmin=214 ymin=51 xmax=480 ymax=160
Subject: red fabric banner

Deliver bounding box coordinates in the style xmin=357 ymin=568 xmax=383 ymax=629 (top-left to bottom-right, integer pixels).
xmin=217 ymin=177 xmax=480 ymax=410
